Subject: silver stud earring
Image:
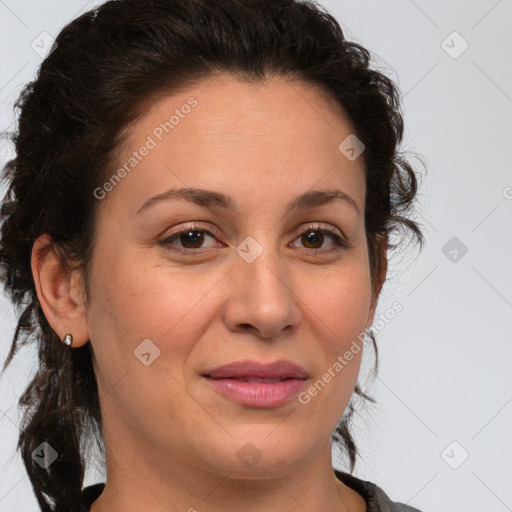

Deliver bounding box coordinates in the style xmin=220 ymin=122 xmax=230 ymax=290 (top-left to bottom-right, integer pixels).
xmin=62 ymin=334 xmax=73 ymax=347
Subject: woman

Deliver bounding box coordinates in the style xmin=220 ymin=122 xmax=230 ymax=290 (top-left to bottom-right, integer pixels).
xmin=0 ymin=1 xmax=425 ymax=511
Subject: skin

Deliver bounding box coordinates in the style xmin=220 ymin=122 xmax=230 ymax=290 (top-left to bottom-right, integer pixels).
xmin=32 ymin=72 xmax=387 ymax=512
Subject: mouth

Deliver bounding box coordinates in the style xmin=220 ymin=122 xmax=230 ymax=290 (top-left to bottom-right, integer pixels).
xmin=201 ymin=361 xmax=308 ymax=408
xmin=203 ymin=376 xmax=307 ymax=408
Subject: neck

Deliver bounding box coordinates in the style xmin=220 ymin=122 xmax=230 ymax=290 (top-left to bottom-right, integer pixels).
xmin=90 ymin=421 xmax=366 ymax=512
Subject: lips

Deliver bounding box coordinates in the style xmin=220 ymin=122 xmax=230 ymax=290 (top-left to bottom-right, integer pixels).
xmin=203 ymin=359 xmax=308 ymax=380
xmin=202 ymin=360 xmax=309 ymax=407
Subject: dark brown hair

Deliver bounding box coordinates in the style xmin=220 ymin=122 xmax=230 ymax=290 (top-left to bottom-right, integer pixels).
xmin=0 ymin=0 xmax=424 ymax=510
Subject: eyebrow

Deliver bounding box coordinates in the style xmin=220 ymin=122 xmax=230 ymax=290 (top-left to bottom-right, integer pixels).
xmin=136 ymin=187 xmax=360 ymax=216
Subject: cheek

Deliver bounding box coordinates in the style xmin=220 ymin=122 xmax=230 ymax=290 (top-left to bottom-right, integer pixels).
xmin=86 ymin=252 xmax=215 ymax=425
xmin=86 ymin=250 xmax=222 ymax=398
xmin=293 ymin=260 xmax=372 ymax=414
xmin=300 ymin=259 xmax=373 ymax=341
xmin=90 ymin=247 xmax=220 ymax=341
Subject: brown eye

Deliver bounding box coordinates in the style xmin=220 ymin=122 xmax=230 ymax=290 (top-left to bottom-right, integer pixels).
xmin=170 ymin=229 xmax=207 ymax=249
xmin=160 ymin=224 xmax=221 ymax=253
xmin=291 ymin=226 xmax=347 ymax=252
xmin=301 ymin=230 xmax=326 ymax=250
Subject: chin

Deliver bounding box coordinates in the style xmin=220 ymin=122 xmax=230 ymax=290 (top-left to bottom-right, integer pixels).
xmin=201 ymin=431 xmax=310 ymax=478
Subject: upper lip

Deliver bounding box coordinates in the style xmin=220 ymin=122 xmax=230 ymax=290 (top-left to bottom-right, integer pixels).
xmin=203 ymin=360 xmax=308 ymax=379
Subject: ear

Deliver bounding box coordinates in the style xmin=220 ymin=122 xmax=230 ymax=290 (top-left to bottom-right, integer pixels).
xmin=31 ymin=233 xmax=90 ymax=348
xmin=366 ymin=235 xmax=388 ymax=328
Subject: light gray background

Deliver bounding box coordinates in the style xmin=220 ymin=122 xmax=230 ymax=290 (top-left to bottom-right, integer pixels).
xmin=1 ymin=1 xmax=511 ymax=511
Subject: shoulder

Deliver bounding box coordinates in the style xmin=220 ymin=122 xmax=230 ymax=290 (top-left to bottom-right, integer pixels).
xmin=334 ymin=469 xmax=424 ymax=512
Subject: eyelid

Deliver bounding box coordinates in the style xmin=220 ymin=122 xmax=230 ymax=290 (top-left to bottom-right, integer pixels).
xmin=166 ymin=222 xmax=221 ymax=239
xmin=299 ymin=222 xmax=345 ymax=239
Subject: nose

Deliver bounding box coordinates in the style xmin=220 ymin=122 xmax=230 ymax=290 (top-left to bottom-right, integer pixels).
xmin=222 ymin=244 xmax=302 ymax=340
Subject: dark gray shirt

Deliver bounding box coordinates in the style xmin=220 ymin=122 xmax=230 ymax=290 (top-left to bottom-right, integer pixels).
xmin=335 ymin=469 xmax=423 ymax=511
xmin=77 ymin=471 xmax=424 ymax=512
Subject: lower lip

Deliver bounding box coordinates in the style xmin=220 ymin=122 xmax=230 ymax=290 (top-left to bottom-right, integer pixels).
xmin=204 ymin=377 xmax=307 ymax=408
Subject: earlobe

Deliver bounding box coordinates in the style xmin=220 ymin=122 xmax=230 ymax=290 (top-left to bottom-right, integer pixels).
xmin=31 ymin=233 xmax=90 ymax=348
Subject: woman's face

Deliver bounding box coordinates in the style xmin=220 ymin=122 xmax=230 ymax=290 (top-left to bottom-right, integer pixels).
xmin=85 ymin=73 xmax=381 ymax=478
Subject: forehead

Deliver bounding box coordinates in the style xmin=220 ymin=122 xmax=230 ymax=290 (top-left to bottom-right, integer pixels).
xmin=102 ymin=73 xmax=366 ymax=216
xmin=138 ymin=72 xmax=352 ymax=142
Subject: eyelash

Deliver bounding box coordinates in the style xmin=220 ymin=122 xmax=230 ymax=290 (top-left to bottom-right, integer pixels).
xmin=159 ymin=223 xmax=347 ymax=255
